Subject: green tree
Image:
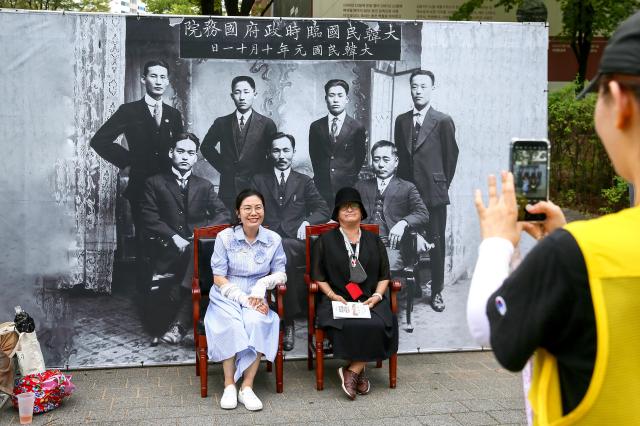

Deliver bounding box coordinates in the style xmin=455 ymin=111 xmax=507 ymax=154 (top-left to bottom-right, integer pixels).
xmin=547 ymin=80 xmax=628 ymax=212
xmin=145 ymin=0 xmax=203 ymax=15
xmin=451 ymin=0 xmax=640 ymax=88
xmin=145 ymin=0 xmax=257 ymax=16
xmin=0 ymin=0 xmax=109 ymax=11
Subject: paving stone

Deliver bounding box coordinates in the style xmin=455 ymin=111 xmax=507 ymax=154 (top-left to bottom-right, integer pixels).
xmin=452 ymin=411 xmax=499 ymax=425
xmin=417 ymin=414 xmax=463 ymax=425
xmin=102 ymin=387 xmax=142 ymax=398
xmin=343 ymin=416 xmax=424 ymax=426
xmin=460 ymin=399 xmax=506 ymax=412
xmin=146 ymin=395 xmax=184 ymax=408
xmin=0 ymin=352 xmax=528 ymax=425
xmin=487 ymin=409 xmax=527 ymax=424
xmin=125 ymin=406 xmax=195 ymax=421
xmin=497 ymin=398 xmax=526 ymax=410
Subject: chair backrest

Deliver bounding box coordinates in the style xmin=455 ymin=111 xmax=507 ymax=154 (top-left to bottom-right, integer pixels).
xmin=193 ymin=224 xmax=232 ymax=298
xmin=304 ymin=223 xmax=379 ymax=276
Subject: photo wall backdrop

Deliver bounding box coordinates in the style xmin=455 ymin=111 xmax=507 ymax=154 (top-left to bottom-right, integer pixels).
xmin=0 ymin=10 xmax=547 ymax=368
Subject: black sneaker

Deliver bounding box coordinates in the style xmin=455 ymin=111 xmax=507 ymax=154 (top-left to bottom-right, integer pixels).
xmin=161 ymin=323 xmax=185 ymax=344
xmin=430 ymin=292 xmax=445 ymax=312
xmin=283 ymin=324 xmax=295 ymax=351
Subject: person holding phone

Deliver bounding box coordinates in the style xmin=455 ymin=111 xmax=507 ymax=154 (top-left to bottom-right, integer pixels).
xmin=467 ymin=11 xmax=640 ymax=424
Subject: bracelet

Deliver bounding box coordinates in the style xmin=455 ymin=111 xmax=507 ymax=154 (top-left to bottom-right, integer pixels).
xmin=327 ymin=290 xmax=335 ymax=299
xmin=372 ymin=292 xmax=383 ymax=301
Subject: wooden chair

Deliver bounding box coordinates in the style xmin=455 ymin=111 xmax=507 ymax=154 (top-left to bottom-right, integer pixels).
xmin=191 ymin=224 xmax=287 ymax=397
xmin=304 ymin=223 xmax=402 ymax=390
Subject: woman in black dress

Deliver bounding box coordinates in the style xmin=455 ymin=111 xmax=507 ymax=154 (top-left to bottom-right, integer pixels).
xmin=311 ymin=187 xmax=399 ymax=400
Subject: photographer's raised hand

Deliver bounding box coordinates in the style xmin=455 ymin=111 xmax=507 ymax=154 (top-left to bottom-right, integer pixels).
xmin=474 ymin=171 xmax=522 ymax=247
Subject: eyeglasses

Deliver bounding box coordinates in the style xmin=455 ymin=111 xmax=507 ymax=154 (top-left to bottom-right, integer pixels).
xmin=240 ymin=205 xmax=263 ymax=214
xmin=339 ymin=202 xmax=360 ymax=211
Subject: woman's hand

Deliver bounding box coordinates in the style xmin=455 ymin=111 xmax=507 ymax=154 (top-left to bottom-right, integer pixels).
xmin=329 ymin=292 xmax=348 ymax=305
xmin=520 ymin=201 xmax=567 ymax=240
xmin=248 ymin=297 xmax=268 ymax=315
xmin=362 ymin=297 xmax=379 ymax=308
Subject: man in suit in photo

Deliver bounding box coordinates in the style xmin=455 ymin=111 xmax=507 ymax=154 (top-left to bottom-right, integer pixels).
xmin=394 ymin=70 xmax=459 ymax=312
xmin=90 ymin=60 xmax=184 ymax=236
xmin=309 ymin=79 xmax=367 ymax=209
xmin=251 ymin=133 xmax=330 ymax=351
xmin=140 ymin=133 xmax=229 ymax=345
xmin=355 ymin=140 xmax=430 ymax=273
xmin=201 ymin=75 xmax=277 ymax=213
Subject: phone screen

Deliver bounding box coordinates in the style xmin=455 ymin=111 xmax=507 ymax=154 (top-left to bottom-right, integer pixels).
xmin=510 ymin=140 xmax=550 ymax=221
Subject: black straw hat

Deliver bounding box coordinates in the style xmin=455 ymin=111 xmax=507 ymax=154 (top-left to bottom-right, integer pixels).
xmin=577 ymin=11 xmax=640 ymax=99
xmin=331 ymin=187 xmax=368 ymax=221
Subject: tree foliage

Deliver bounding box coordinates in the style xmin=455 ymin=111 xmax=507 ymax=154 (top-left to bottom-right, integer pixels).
xmin=451 ymin=0 xmax=640 ymax=87
xmin=547 ymin=80 xmax=628 ymax=212
xmin=144 ymin=0 xmax=256 ymax=16
xmin=145 ymin=0 xmax=202 ymax=15
xmin=0 ymin=0 xmax=109 ymax=11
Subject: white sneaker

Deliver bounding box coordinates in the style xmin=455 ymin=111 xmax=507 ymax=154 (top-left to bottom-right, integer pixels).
xmin=238 ymin=387 xmax=263 ymax=411
xmin=220 ymin=384 xmax=237 ymax=409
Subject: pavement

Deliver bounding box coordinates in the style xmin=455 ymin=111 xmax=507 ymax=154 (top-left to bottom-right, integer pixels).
xmin=0 ymin=351 xmax=527 ymax=425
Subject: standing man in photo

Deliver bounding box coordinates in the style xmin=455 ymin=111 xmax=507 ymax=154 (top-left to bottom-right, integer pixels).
xmin=200 ymin=75 xmax=277 ymax=212
xmin=394 ymin=70 xmax=458 ymax=312
xmin=140 ymin=133 xmax=229 ymax=344
xmin=90 ymin=60 xmax=184 ymax=239
xmin=309 ymin=79 xmax=367 ymax=209
xmin=251 ymin=132 xmax=330 ymax=351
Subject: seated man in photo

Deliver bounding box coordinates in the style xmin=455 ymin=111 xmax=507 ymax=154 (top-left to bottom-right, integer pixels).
xmin=140 ymin=133 xmax=229 ymax=345
xmin=355 ymin=140 xmax=431 ymax=283
xmin=251 ymin=132 xmax=330 ymax=351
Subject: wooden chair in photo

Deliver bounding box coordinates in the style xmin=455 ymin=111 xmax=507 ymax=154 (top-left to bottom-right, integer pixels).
xmin=191 ymin=224 xmax=287 ymax=397
xmin=304 ymin=223 xmax=401 ymax=390
xmin=396 ymin=228 xmax=432 ymax=332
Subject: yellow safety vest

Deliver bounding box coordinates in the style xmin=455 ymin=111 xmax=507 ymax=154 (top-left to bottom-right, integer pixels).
xmin=529 ymin=206 xmax=640 ymax=425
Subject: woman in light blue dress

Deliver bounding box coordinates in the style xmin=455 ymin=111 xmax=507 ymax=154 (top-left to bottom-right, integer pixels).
xmin=204 ymin=189 xmax=287 ymax=411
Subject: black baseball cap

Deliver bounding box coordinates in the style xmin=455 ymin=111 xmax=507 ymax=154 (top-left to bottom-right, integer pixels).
xmin=577 ymin=11 xmax=640 ymax=99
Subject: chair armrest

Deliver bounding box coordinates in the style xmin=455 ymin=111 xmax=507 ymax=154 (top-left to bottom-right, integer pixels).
xmin=192 ymin=279 xmax=201 ymax=300
xmin=271 ymin=283 xmax=287 ymax=319
xmin=390 ymin=279 xmax=401 ymax=314
xmin=306 ymin=274 xmax=319 ymax=293
xmin=192 ymin=279 xmax=202 ymax=335
xmin=307 ymin=276 xmax=319 ymax=332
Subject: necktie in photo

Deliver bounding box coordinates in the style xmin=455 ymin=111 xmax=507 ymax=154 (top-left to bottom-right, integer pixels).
xmin=154 ymin=102 xmax=162 ymax=127
xmin=412 ymin=113 xmax=422 ymax=153
xmin=239 ymin=115 xmax=245 ymax=131
xmin=278 ymin=172 xmax=286 ymax=206
xmin=330 ymin=116 xmax=338 ymax=143
xmin=178 ymin=177 xmax=187 ymax=189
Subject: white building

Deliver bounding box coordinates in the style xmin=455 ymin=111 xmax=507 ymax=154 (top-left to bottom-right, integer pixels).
xmin=109 ymin=0 xmax=147 ymax=14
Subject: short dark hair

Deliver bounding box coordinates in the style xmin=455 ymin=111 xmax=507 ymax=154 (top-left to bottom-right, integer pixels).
xmin=143 ymin=60 xmax=170 ymax=77
xmin=270 ymin=132 xmax=296 ymax=150
xmin=231 ymin=75 xmax=256 ymax=91
xmin=324 ymin=79 xmax=350 ymax=95
xmin=409 ymin=69 xmax=435 ymax=86
xmin=171 ymin=132 xmax=200 ymax=152
xmin=370 ymin=140 xmax=398 ymax=158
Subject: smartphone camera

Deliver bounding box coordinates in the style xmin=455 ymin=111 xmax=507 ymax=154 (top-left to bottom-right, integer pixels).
xmin=510 ymin=139 xmax=550 ymax=221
